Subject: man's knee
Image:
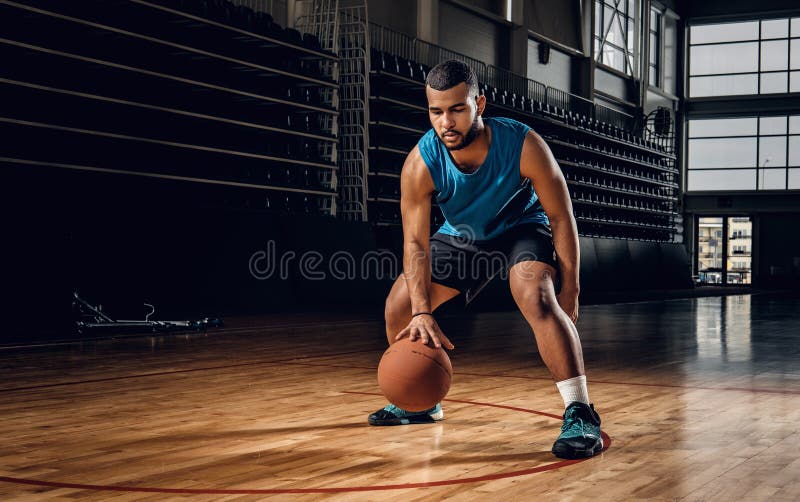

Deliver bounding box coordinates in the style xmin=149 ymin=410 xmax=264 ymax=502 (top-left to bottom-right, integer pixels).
xmin=510 ymin=265 xmax=558 ymax=321
xmin=384 ymin=285 xmax=410 ymax=324
xmin=517 ymin=284 xmax=558 ymax=319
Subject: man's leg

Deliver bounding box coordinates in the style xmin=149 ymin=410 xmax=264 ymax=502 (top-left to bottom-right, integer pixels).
xmin=508 ymin=260 xmax=602 ymax=459
xmin=508 ymin=261 xmax=583 ymax=380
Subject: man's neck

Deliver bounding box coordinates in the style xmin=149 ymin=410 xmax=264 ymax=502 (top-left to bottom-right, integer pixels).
xmin=449 ymin=120 xmax=490 ymax=172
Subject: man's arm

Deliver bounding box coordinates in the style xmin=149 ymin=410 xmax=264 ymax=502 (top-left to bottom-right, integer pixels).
xmin=519 ymin=130 xmax=581 ymax=322
xmin=400 ymin=146 xmax=434 ymax=315
xmin=394 ymin=146 xmax=454 ymax=349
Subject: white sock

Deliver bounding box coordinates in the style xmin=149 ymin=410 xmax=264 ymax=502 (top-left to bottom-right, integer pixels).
xmin=556 ymin=375 xmax=589 ymax=407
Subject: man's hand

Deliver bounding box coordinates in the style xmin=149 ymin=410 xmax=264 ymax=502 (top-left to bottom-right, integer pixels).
xmin=557 ymin=289 xmax=579 ymax=324
xmin=395 ymin=314 xmax=455 ymax=350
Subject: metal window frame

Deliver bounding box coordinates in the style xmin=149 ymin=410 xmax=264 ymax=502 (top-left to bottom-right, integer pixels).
xmin=686 ymin=113 xmax=800 ymax=192
xmin=688 ymin=17 xmax=800 ymax=97
xmin=648 ymin=5 xmax=662 ymax=88
xmin=593 ymin=0 xmax=637 ymax=77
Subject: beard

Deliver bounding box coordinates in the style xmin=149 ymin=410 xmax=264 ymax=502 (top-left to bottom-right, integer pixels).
xmin=440 ymin=115 xmax=480 ymax=151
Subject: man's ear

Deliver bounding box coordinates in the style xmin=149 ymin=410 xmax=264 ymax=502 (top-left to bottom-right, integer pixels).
xmin=476 ymin=94 xmax=486 ymax=116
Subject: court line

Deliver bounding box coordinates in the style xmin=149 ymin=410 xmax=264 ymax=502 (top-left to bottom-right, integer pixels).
xmin=454 ymin=371 xmax=800 ymax=396
xmin=0 ymin=399 xmax=610 ymax=494
xmin=282 ymin=361 xmax=800 ymax=396
xmin=0 ymin=460 xmax=589 ymax=494
xmin=0 ymin=349 xmax=376 ymax=393
xmin=2 ymin=352 xmax=797 ymax=396
xmin=0 ymin=319 xmax=382 ymax=350
xmin=342 ymin=390 xmax=565 ymax=420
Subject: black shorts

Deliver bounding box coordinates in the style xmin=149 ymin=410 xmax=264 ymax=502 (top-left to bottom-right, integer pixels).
xmin=429 ymin=222 xmax=558 ymax=302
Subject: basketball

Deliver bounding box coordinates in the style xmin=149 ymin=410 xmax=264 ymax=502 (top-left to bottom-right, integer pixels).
xmin=377 ymin=338 xmax=453 ymax=411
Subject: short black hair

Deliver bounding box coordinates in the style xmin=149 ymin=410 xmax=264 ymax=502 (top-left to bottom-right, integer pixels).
xmin=425 ymin=60 xmax=479 ymax=97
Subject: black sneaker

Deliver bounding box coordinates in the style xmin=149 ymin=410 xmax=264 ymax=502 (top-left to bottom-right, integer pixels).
xmin=367 ymin=403 xmax=443 ymax=426
xmin=551 ymin=402 xmax=603 ymax=459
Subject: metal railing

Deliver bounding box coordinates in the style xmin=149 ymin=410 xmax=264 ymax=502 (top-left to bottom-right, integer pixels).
xmin=595 ymin=102 xmax=636 ymax=131
xmin=335 ymin=4 xmax=370 ymax=222
xmin=295 ymin=0 xmax=339 ymax=54
xmin=367 ymin=23 xmax=664 ymax=139
xmin=369 ymin=23 xmax=415 ymax=61
xmin=486 ymin=65 xmax=529 ymax=98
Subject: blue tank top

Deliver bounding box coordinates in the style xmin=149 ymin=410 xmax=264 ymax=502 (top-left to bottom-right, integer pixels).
xmin=417 ymin=116 xmax=550 ymax=241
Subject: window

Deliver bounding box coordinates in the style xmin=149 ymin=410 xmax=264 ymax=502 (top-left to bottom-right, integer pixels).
xmin=726 ymin=217 xmax=752 ymax=284
xmin=696 ymin=217 xmax=723 ymax=284
xmin=594 ymin=0 xmax=638 ymax=77
xmin=695 ymin=216 xmax=752 ymax=285
xmin=649 ymin=6 xmax=661 ymax=87
xmin=689 ymin=17 xmax=800 ymax=97
xmin=663 ymin=14 xmax=677 ymax=94
xmin=687 ymin=115 xmax=800 ymax=191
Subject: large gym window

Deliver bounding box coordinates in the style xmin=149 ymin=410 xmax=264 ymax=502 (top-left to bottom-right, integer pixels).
xmin=594 ymin=0 xmax=637 ymax=77
xmin=687 ymin=115 xmax=800 ymax=191
xmin=648 ymin=6 xmax=661 ymax=87
xmin=689 ymin=17 xmax=800 ymax=97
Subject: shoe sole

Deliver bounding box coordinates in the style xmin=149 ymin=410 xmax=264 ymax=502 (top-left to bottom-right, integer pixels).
xmin=367 ymin=409 xmax=444 ymax=426
xmin=551 ymin=438 xmax=603 ymax=459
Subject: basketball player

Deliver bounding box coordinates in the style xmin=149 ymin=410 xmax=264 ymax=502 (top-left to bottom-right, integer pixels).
xmin=367 ymin=60 xmax=603 ymax=459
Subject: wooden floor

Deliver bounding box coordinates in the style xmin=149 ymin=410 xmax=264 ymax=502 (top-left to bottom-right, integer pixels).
xmin=1 ymin=293 xmax=799 ymax=501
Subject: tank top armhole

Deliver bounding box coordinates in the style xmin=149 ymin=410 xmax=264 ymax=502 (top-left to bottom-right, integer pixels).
xmin=514 ymin=122 xmax=532 ymax=178
xmin=416 ymin=130 xmax=442 ymax=193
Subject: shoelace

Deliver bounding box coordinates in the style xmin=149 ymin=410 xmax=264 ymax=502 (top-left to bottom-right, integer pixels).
xmin=385 ymin=404 xmax=434 ymax=417
xmin=561 ymin=416 xmax=587 ymax=438
xmin=386 ymin=404 xmax=402 ymax=415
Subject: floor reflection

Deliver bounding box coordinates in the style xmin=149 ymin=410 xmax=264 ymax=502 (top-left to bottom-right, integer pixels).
xmin=576 ymin=293 xmax=799 ymax=376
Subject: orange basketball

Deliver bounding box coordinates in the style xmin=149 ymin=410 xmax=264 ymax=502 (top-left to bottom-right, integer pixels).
xmin=377 ymin=338 xmax=453 ymax=412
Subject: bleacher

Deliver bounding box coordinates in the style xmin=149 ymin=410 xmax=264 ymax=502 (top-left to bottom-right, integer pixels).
xmin=1 ymin=0 xmax=339 ymax=216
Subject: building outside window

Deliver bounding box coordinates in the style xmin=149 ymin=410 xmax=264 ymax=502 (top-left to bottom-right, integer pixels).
xmin=594 ymin=0 xmax=638 ymax=77
xmin=697 ymin=217 xmax=723 ymax=284
xmin=696 ymin=216 xmax=752 ymax=285
xmin=727 ymin=217 xmax=752 ymax=284
xmin=689 ymin=17 xmax=800 ymax=97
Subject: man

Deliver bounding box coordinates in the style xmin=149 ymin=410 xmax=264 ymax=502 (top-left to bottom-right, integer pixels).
xmin=367 ymin=60 xmax=602 ymax=460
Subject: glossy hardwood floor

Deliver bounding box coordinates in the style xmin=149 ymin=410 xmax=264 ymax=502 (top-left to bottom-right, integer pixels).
xmin=1 ymin=293 xmax=799 ymax=501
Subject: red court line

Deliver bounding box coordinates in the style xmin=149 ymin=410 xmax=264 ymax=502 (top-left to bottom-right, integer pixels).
xmin=0 ymin=396 xmax=610 ymax=494
xmin=0 ymin=460 xmax=583 ymax=495
xmin=342 ymin=390 xmax=565 ymax=420
xmin=3 ymin=355 xmax=796 ymax=396
xmin=0 ymin=349 xmax=375 ymax=393
xmin=280 ymin=362 xmax=800 ymax=396
xmin=455 ymin=371 xmax=800 ymax=395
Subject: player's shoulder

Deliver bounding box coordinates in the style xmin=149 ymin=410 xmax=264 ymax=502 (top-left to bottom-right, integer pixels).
xmin=416 ymin=127 xmax=444 ymax=171
xmin=487 ymin=117 xmax=535 ymax=147
xmin=418 ymin=126 xmax=438 ymax=146
xmin=402 ymin=145 xmax=429 ymax=176
xmin=520 ymin=128 xmax=550 ymax=154
xmin=487 ymin=116 xmax=532 ymax=133
xmin=401 ymin=146 xmax=436 ymax=193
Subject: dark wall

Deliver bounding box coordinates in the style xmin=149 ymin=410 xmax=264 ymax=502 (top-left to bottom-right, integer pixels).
xmin=3 ymin=166 xmax=391 ymax=343
xmin=679 ymin=0 xmax=800 ymax=21
xmin=4 ymin=165 xmax=693 ymax=343
xmin=439 ymin=1 xmax=508 ymax=67
xmin=757 ymin=213 xmax=800 ymax=288
xmin=524 ymin=0 xmax=582 ymax=51
xmin=685 ymin=193 xmax=800 ymax=214
xmin=685 ymin=195 xmax=800 ymax=290
xmin=365 ymin=0 xmax=418 ymax=38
